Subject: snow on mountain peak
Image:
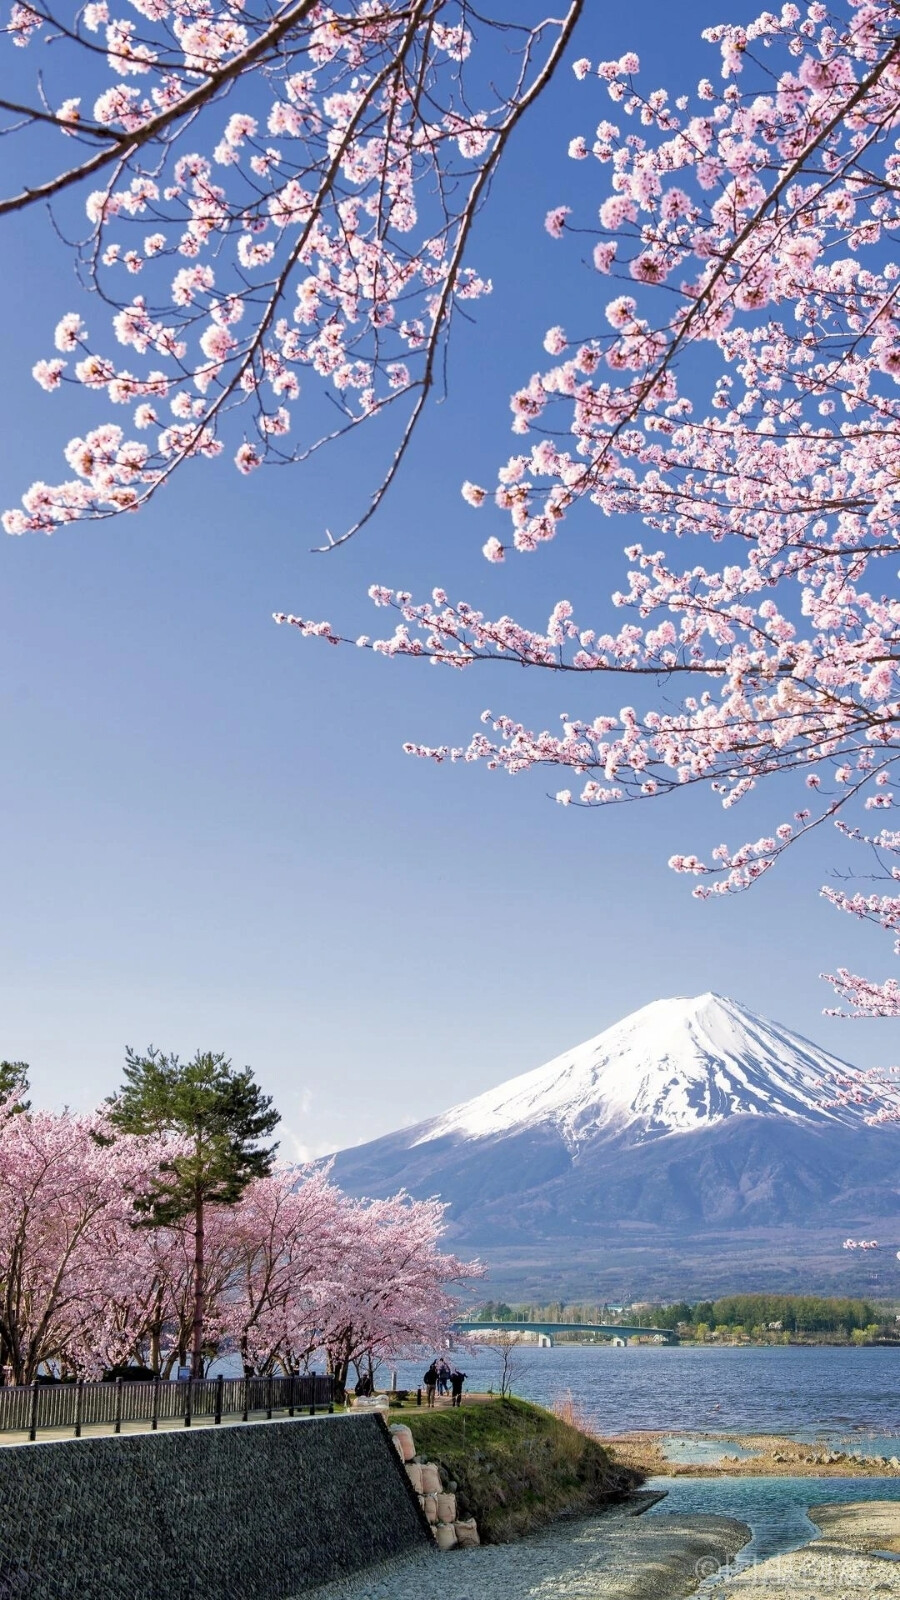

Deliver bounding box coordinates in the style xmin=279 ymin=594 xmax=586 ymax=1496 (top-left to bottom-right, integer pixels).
xmin=412 ymin=993 xmax=873 ymax=1151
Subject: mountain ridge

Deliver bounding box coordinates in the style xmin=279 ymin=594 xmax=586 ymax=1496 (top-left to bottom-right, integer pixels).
xmin=406 ymin=992 xmax=876 ymax=1151
xmin=327 ymin=993 xmax=900 ymax=1298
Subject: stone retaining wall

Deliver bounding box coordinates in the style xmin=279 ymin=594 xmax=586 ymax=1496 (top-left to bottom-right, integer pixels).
xmin=0 ymin=1413 xmax=432 ymax=1600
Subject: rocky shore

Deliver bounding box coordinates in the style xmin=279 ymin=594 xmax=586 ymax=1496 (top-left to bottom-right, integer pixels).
xmin=307 ymin=1499 xmax=900 ymax=1600
xmin=607 ymin=1430 xmax=900 ymax=1478
xmin=306 ymin=1507 xmax=750 ymax=1600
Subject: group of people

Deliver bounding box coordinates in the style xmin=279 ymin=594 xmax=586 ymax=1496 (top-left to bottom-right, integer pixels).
xmin=422 ymin=1357 xmax=466 ymax=1407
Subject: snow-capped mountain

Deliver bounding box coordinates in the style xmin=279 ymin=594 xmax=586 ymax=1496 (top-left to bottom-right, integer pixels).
xmin=329 ymin=994 xmax=900 ymax=1298
xmin=411 ymin=993 xmax=867 ymax=1150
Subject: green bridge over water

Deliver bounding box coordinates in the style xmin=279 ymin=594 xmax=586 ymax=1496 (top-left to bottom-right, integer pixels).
xmin=450 ymin=1320 xmax=679 ymax=1346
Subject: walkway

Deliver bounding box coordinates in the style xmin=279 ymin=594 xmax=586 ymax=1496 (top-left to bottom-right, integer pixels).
xmin=0 ymin=1405 xmax=336 ymax=1447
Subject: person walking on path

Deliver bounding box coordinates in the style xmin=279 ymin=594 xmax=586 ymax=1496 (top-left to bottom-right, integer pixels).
xmin=436 ymin=1357 xmax=451 ymax=1395
xmin=423 ymin=1361 xmax=438 ymax=1408
xmin=449 ymin=1368 xmax=466 ymax=1407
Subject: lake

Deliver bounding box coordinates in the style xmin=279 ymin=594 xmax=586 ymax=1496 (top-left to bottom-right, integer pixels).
xmin=390 ymin=1343 xmax=900 ymax=1445
xmin=390 ymin=1343 xmax=900 ymax=1572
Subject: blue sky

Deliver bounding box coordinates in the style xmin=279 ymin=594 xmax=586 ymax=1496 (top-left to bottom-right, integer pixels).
xmin=0 ymin=0 xmax=895 ymax=1160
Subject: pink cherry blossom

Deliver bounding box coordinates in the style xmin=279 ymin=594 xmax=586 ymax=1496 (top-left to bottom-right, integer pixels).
xmin=284 ymin=1 xmax=900 ymax=1023
xmin=3 ymin=3 xmax=582 ymax=540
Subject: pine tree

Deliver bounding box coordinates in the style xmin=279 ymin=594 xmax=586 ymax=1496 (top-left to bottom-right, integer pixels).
xmin=0 ymin=1062 xmax=30 ymax=1115
xmin=109 ymin=1048 xmax=279 ymax=1377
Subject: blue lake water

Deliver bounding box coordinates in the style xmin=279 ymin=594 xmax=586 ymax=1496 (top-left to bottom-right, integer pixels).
xmin=392 ymin=1342 xmax=900 ymax=1443
xmin=647 ymin=1475 xmax=900 ymax=1583
xmin=390 ymin=1345 xmax=900 ymax=1573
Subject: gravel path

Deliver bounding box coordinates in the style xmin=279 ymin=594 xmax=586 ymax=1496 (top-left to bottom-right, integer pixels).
xmin=305 ymin=1511 xmax=750 ymax=1600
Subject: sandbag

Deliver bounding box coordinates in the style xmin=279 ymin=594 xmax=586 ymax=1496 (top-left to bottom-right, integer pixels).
xmin=422 ymin=1494 xmax=438 ymax=1524
xmin=436 ymin=1493 xmax=457 ymax=1525
xmin=420 ymin=1462 xmax=442 ymax=1494
xmin=405 ymin=1462 xmax=424 ymax=1494
xmin=455 ymin=1518 xmax=480 ymax=1548
xmin=434 ymin=1524 xmax=458 ymax=1551
xmin=390 ymin=1424 xmax=416 ymax=1461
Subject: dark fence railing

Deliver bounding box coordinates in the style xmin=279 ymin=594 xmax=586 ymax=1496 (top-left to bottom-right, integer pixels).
xmin=0 ymin=1373 xmax=334 ymax=1441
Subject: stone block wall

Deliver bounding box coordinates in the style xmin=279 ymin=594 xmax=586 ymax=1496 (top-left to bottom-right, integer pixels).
xmin=0 ymin=1413 xmax=432 ymax=1600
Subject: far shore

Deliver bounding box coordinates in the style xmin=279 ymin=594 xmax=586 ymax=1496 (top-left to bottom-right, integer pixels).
xmin=533 ymin=1335 xmax=900 ymax=1350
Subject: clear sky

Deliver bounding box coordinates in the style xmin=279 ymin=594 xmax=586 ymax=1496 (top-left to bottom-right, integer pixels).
xmin=0 ymin=0 xmax=895 ymax=1161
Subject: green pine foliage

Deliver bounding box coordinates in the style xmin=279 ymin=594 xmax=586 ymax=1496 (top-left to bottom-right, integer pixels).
xmin=108 ymin=1047 xmax=280 ymax=1374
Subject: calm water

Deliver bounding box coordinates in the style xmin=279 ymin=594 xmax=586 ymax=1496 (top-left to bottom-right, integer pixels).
xmin=390 ymin=1345 xmax=900 ymax=1573
xmin=392 ymin=1343 xmax=900 ymax=1442
xmin=647 ymin=1475 xmax=900 ymax=1582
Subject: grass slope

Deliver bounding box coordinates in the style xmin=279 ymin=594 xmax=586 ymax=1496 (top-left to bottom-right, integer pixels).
xmin=392 ymin=1397 xmax=642 ymax=1543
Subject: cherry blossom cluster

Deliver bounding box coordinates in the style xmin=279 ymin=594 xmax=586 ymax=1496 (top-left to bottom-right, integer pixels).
xmin=0 ymin=1094 xmax=479 ymax=1383
xmin=2 ymin=1 xmax=580 ymax=538
xmin=290 ymin=0 xmax=900 ymax=1016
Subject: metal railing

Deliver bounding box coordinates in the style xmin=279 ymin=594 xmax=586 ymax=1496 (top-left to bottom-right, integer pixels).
xmin=0 ymin=1373 xmax=334 ymax=1441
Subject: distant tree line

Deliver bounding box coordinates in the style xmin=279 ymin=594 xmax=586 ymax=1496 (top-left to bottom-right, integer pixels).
xmin=474 ymin=1295 xmax=884 ymax=1339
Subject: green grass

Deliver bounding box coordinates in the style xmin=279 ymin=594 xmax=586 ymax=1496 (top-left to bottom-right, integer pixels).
xmin=389 ymin=1397 xmax=642 ymax=1543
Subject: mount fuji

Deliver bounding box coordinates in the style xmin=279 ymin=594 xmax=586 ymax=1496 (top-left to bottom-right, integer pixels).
xmin=329 ymin=995 xmax=900 ymax=1299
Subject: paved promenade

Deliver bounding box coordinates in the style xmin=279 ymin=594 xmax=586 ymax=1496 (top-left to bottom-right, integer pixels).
xmin=0 ymin=1404 xmax=328 ymax=1446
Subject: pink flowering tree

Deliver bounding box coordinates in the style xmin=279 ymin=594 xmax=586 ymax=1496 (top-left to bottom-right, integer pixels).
xmin=81 ymin=1201 xmax=245 ymax=1376
xmin=319 ymin=1189 xmax=482 ymax=1391
xmin=0 ymin=1101 xmax=149 ymax=1382
xmin=280 ymin=0 xmax=900 ymax=1021
xmin=222 ymin=1165 xmax=344 ymax=1376
xmin=2 ymin=0 xmax=579 ymax=538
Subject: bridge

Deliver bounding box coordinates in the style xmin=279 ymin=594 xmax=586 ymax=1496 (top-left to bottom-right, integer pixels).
xmin=450 ymin=1320 xmax=679 ymax=1346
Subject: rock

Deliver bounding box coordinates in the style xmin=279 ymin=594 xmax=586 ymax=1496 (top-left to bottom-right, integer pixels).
xmin=436 ymin=1493 xmax=457 ymax=1525
xmin=433 ymin=1524 xmax=458 ymax=1551
xmin=421 ymin=1463 xmax=442 ymax=1495
xmin=890 ymin=1457 xmax=900 ymax=1469
xmin=405 ymin=1462 xmax=424 ymax=1494
xmin=390 ymin=1425 xmax=416 ymax=1462
xmin=455 ymin=1518 xmax=480 ymax=1548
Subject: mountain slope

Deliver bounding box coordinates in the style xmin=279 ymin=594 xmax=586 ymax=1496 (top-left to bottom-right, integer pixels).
xmin=328 ymin=994 xmax=900 ymax=1297
xmin=410 ymin=993 xmax=869 ymax=1149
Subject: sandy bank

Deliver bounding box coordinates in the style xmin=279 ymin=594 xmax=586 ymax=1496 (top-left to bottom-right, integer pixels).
xmin=607 ymin=1430 xmax=900 ymax=1477
xmin=713 ymin=1500 xmax=900 ymax=1596
xmin=305 ymin=1509 xmax=749 ymax=1600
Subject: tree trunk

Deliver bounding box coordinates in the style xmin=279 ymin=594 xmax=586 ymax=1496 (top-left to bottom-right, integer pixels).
xmin=149 ymin=1286 xmax=163 ymax=1376
xmin=191 ymin=1191 xmax=204 ymax=1379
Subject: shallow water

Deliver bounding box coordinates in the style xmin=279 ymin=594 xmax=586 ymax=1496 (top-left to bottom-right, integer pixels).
xmin=661 ymin=1435 xmax=759 ymax=1465
xmin=645 ymin=1473 xmax=900 ymax=1589
xmin=391 ymin=1343 xmax=900 ymax=1444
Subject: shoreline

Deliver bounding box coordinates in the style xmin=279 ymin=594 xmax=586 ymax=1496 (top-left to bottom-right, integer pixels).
xmin=713 ymin=1500 xmax=900 ymax=1596
xmin=605 ymin=1429 xmax=900 ymax=1478
xmin=307 ymin=1509 xmax=751 ymax=1600
xmin=307 ymin=1496 xmax=900 ymax=1600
